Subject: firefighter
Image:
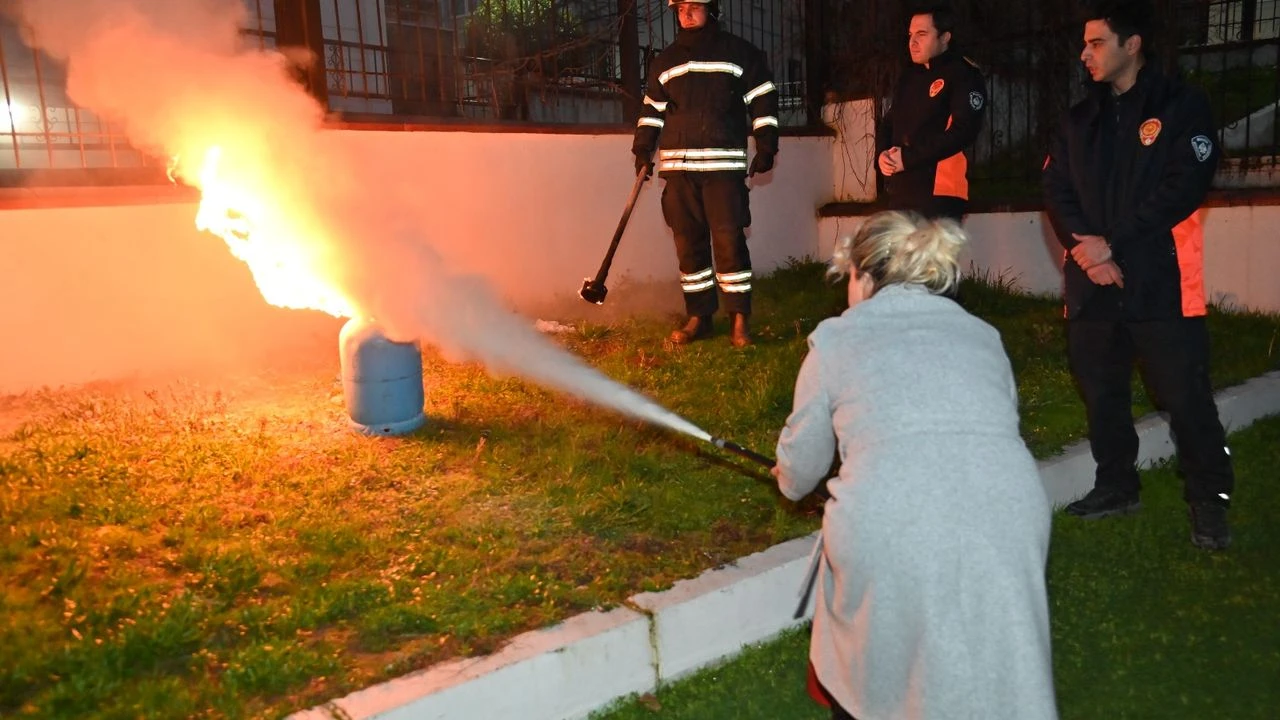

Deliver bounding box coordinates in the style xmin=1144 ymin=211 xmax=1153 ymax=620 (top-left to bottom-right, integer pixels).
xmin=877 ymin=5 xmax=987 ymax=222
xmin=632 ymin=0 xmax=779 ymax=348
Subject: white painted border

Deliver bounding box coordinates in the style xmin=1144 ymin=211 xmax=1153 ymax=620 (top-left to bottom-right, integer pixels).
xmin=292 ymin=608 xmax=655 ymax=720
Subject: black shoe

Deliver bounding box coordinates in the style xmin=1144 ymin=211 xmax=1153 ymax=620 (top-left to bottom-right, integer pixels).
xmin=670 ymin=315 xmax=713 ymax=344
xmin=1065 ymin=487 xmax=1141 ymax=519
xmin=1189 ymin=502 xmax=1231 ymax=550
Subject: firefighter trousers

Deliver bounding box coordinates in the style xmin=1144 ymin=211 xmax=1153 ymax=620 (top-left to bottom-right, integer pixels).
xmin=1067 ymin=317 xmax=1235 ymax=506
xmin=660 ymin=172 xmax=753 ymax=317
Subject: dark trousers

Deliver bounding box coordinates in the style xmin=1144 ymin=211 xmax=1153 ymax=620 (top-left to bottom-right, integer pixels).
xmin=660 ymin=172 xmax=753 ymax=317
xmin=889 ymin=193 xmax=967 ymax=223
xmin=1067 ymin=317 xmax=1235 ymax=506
xmin=921 ymin=195 xmax=967 ymax=223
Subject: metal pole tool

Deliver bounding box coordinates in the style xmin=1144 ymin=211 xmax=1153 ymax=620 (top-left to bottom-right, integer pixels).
xmin=579 ymin=166 xmax=649 ymax=305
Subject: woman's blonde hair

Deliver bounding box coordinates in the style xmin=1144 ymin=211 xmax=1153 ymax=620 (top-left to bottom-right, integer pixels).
xmin=827 ymin=211 xmax=967 ymax=296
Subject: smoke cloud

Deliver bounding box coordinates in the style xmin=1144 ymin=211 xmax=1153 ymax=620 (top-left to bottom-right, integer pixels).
xmin=7 ymin=0 xmax=710 ymax=441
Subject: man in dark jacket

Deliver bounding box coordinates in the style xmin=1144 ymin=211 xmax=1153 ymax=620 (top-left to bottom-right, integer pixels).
xmin=877 ymin=4 xmax=986 ymax=221
xmin=1043 ymin=0 xmax=1234 ymax=550
xmin=632 ymin=0 xmax=778 ymax=348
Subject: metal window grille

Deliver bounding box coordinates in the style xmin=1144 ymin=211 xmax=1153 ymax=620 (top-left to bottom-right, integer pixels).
xmin=0 ymin=20 xmax=151 ymax=173
xmin=0 ymin=0 xmax=279 ymax=180
xmin=241 ymin=0 xmax=280 ymax=50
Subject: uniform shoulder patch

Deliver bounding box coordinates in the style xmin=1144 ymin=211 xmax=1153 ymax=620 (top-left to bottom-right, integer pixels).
xmin=929 ymin=79 xmax=945 ymax=97
xmin=1191 ymin=135 xmax=1214 ymax=162
xmin=969 ymin=91 xmax=984 ymax=111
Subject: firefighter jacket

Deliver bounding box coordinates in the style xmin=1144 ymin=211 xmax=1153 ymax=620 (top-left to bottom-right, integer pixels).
xmin=1043 ymin=66 xmax=1219 ymax=320
xmin=877 ymin=47 xmax=987 ymax=204
xmin=632 ymin=20 xmax=779 ymax=176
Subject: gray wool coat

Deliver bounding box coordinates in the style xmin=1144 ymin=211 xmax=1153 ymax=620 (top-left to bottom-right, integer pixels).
xmin=775 ymin=284 xmax=1058 ymax=720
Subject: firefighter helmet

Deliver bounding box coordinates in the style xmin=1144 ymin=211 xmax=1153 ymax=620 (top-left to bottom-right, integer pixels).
xmin=668 ymin=0 xmax=721 ymax=19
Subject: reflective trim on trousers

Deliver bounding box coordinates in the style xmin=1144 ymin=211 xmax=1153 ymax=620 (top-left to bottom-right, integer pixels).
xmin=744 ymin=81 xmax=776 ymax=104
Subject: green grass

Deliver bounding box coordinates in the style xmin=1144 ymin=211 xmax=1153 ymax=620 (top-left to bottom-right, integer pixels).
xmin=593 ymin=414 xmax=1280 ymax=720
xmin=1 ymin=262 xmax=1277 ymax=718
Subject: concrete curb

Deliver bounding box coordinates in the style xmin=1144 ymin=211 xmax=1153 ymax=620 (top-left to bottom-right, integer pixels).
xmin=291 ymin=608 xmax=654 ymax=720
xmin=293 ymin=372 xmax=1280 ymax=720
xmin=630 ymin=533 xmax=816 ymax=683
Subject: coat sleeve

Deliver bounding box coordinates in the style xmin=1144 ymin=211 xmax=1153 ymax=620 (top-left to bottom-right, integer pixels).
xmin=877 ymin=76 xmax=907 ymax=156
xmin=632 ymin=56 xmax=669 ymax=158
xmin=1105 ymin=89 xmax=1218 ymax=250
xmin=899 ymin=63 xmax=986 ymax=169
xmin=775 ymin=340 xmax=836 ymax=501
xmin=1042 ymin=116 xmax=1095 ymax=251
xmin=743 ymin=45 xmax=779 ymax=155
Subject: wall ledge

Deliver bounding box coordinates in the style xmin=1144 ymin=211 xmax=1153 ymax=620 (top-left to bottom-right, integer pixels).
xmin=0 ymin=184 xmax=198 ymax=211
xmin=322 ymin=113 xmax=835 ymax=138
xmin=818 ymin=187 xmax=1280 ymax=218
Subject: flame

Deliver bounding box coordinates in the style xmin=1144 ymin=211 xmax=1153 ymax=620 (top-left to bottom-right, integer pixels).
xmin=192 ymin=146 xmax=356 ymax=318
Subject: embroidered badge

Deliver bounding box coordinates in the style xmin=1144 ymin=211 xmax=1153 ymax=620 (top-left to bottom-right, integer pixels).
xmin=929 ymin=79 xmax=945 ymax=97
xmin=1191 ymin=135 xmax=1213 ymax=162
xmin=969 ymin=91 xmax=984 ymax=111
xmin=1138 ymin=118 xmax=1162 ymax=146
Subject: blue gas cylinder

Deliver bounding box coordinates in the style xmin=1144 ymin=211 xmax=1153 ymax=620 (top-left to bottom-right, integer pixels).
xmin=339 ymin=318 xmax=426 ymax=436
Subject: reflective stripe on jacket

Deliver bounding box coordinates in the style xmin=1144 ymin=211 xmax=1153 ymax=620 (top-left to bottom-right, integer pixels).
xmin=632 ymin=21 xmax=778 ymax=175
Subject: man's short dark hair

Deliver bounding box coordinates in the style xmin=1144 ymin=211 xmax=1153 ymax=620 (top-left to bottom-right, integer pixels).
xmin=1083 ymin=0 xmax=1155 ymax=58
xmin=912 ymin=4 xmax=956 ymax=37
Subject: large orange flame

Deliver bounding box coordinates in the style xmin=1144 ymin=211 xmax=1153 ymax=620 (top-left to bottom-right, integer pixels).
xmin=192 ymin=146 xmax=356 ymax=318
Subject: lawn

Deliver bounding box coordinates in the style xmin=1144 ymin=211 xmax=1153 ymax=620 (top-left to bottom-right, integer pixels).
xmin=593 ymin=413 xmax=1280 ymax=720
xmin=2 ymin=261 xmax=1277 ymax=718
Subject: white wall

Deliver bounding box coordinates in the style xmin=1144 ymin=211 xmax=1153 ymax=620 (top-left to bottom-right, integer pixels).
xmin=3 ymin=120 xmax=1277 ymax=396
xmin=0 ymin=131 xmax=832 ymax=393
xmin=819 ymin=206 xmax=1280 ymax=312
xmin=324 ymin=130 xmax=831 ymax=304
xmin=822 ymin=99 xmax=877 ymax=203
xmin=0 ymin=199 xmax=345 ymax=393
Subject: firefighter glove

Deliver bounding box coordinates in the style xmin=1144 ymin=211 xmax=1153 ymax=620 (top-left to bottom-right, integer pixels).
xmin=749 ymin=150 xmax=775 ymax=177
xmin=635 ymin=152 xmax=654 ymax=179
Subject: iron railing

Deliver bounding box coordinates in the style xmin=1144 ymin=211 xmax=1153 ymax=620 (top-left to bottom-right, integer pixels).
xmin=0 ymin=0 xmax=814 ymax=181
xmin=2 ymin=0 xmax=1277 ymax=196
xmin=958 ymin=0 xmax=1280 ymax=198
xmin=317 ymin=0 xmax=812 ymax=124
xmin=1177 ymin=0 xmax=1280 ymax=187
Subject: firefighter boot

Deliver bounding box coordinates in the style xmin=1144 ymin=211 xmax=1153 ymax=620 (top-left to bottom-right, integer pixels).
xmin=670 ymin=315 xmax=713 ymax=344
xmin=730 ymin=313 xmax=752 ymax=348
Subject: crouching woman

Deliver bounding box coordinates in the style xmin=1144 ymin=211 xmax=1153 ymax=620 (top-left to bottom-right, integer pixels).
xmin=773 ymin=211 xmax=1057 ymax=720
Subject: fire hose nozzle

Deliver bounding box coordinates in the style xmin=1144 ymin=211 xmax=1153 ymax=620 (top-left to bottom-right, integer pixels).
xmin=708 ymin=436 xmax=775 ymax=469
